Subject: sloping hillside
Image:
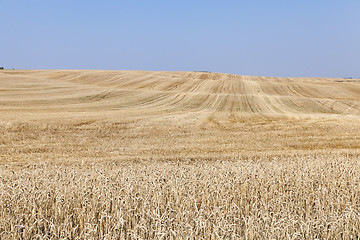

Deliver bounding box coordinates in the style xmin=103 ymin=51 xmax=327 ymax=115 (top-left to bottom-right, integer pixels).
xmin=1 ymin=70 xmax=360 ymax=163
xmin=1 ymin=70 xmax=360 ymax=115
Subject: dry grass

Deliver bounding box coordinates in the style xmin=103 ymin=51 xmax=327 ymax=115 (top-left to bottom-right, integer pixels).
xmin=1 ymin=70 xmax=360 ymax=239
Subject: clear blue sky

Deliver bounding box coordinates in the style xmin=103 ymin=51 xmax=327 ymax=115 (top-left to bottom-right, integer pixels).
xmin=1 ymin=0 xmax=359 ymax=77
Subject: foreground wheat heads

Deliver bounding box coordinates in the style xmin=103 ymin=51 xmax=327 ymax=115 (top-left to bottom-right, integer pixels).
xmin=1 ymin=154 xmax=360 ymax=239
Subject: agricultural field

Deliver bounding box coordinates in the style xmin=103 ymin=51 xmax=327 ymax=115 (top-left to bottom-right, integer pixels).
xmin=1 ymin=70 xmax=360 ymax=239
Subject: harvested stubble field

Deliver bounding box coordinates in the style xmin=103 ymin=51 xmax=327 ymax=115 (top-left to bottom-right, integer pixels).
xmin=1 ymin=70 xmax=360 ymax=239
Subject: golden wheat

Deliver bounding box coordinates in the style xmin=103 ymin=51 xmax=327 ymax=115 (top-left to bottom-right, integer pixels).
xmin=1 ymin=155 xmax=360 ymax=239
xmin=1 ymin=70 xmax=360 ymax=239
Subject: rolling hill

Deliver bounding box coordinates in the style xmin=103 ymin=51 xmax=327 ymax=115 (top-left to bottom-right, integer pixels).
xmin=1 ymin=70 xmax=360 ymax=163
xmin=1 ymin=70 xmax=360 ymax=115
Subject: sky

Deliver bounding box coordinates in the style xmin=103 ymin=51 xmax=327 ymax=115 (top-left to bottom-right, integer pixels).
xmin=1 ymin=0 xmax=359 ymax=78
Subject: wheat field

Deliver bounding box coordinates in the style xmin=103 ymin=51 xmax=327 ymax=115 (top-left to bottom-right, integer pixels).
xmin=1 ymin=70 xmax=360 ymax=239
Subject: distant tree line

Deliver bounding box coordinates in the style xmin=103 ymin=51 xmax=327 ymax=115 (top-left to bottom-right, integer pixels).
xmin=0 ymin=67 xmax=16 ymax=70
